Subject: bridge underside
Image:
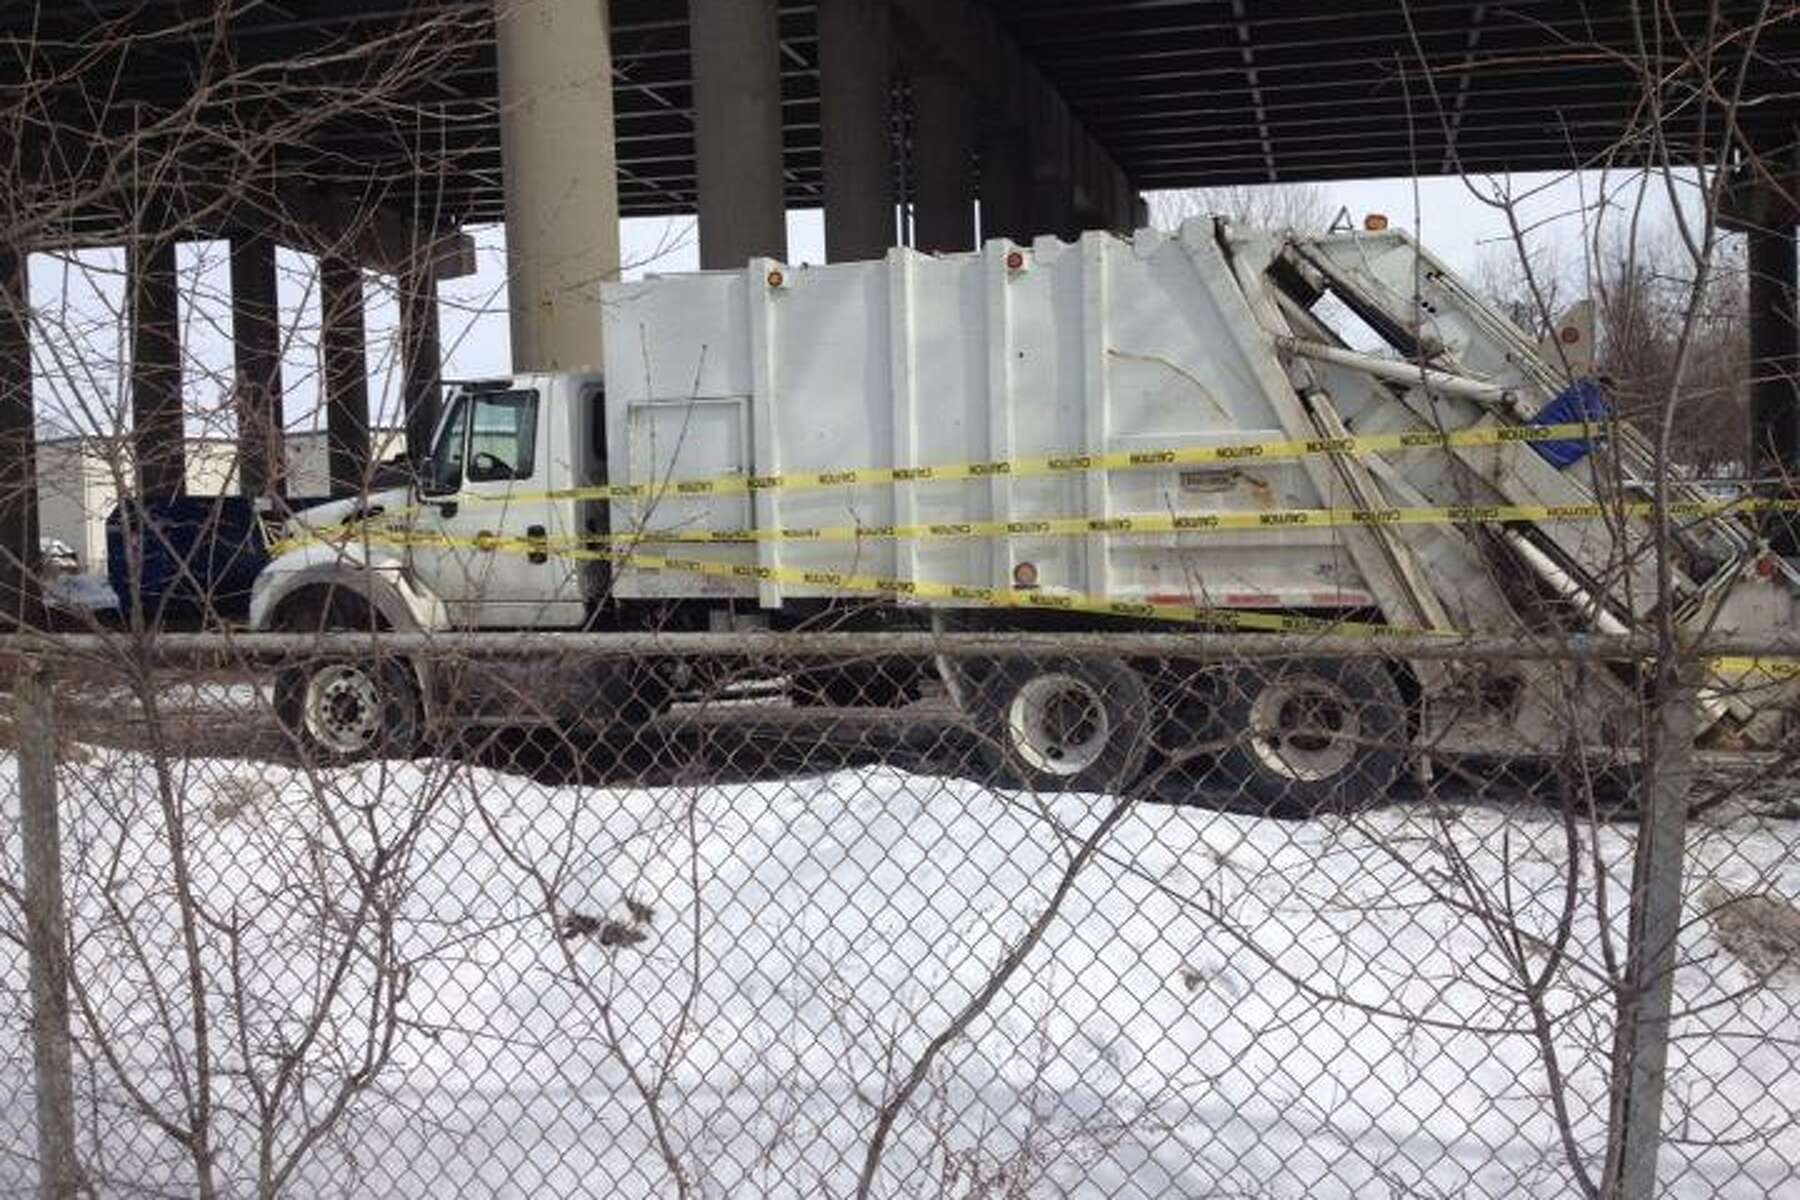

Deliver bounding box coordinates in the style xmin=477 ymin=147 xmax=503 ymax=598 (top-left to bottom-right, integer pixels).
xmin=0 ymin=0 xmax=1794 ymax=624
xmin=9 ymin=1 xmax=1793 ymax=233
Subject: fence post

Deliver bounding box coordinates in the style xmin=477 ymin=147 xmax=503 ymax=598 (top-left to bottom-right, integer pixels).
xmin=16 ymin=659 xmax=81 ymax=1198
xmin=1602 ymin=656 xmax=1699 ymax=1200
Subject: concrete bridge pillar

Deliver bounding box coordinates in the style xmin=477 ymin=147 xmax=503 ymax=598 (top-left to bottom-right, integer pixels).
xmin=979 ymin=121 xmax=1033 ymax=244
xmin=911 ymin=71 xmax=976 ymax=253
xmin=229 ymin=234 xmax=283 ymax=498
xmin=0 ymin=246 xmax=36 ymax=626
xmin=399 ymin=262 xmax=441 ymax=469
xmin=321 ymin=255 xmax=370 ymax=497
xmin=819 ymin=0 xmax=896 ymax=263
xmin=495 ymin=0 xmax=620 ymax=373
xmin=690 ymin=0 xmax=788 ymax=269
xmin=1749 ymin=223 xmax=1799 ymax=475
xmin=129 ymin=239 xmax=185 ymax=500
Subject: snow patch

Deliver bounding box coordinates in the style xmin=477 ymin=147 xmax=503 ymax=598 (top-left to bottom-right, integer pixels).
xmin=0 ymin=747 xmax=1795 ymax=1197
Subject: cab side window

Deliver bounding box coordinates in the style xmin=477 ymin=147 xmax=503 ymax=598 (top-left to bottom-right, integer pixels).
xmin=466 ymin=392 xmax=539 ymax=483
xmin=425 ymin=398 xmax=469 ymax=494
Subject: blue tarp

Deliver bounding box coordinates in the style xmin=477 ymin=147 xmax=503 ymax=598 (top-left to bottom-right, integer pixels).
xmin=1529 ymin=378 xmax=1610 ymax=469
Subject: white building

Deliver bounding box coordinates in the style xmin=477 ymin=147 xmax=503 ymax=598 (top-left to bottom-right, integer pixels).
xmin=37 ymin=430 xmax=404 ymax=574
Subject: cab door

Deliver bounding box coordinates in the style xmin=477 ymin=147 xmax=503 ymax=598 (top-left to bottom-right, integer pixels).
xmin=411 ymin=386 xmax=583 ymax=628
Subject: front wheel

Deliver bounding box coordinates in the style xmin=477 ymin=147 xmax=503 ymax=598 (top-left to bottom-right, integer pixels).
xmin=964 ymin=657 xmax=1150 ymax=793
xmin=1215 ymin=658 xmax=1407 ymax=815
xmin=275 ymin=657 xmax=422 ymax=763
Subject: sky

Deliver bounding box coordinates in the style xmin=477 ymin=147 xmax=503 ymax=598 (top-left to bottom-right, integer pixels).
xmin=25 ymin=167 xmax=1716 ymax=442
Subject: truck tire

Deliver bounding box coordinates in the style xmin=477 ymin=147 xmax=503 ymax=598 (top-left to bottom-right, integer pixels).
xmin=275 ymin=657 xmax=422 ymax=764
xmin=1215 ymin=658 xmax=1406 ymax=815
xmin=965 ymin=657 xmax=1150 ymax=793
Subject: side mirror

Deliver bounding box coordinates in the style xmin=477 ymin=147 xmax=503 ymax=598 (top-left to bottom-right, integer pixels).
xmin=417 ymin=454 xmax=450 ymax=495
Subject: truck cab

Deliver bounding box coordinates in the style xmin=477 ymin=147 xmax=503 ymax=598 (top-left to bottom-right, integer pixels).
xmin=251 ymin=371 xmax=605 ymax=635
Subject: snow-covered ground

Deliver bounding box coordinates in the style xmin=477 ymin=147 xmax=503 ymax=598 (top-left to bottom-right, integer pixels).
xmin=2 ymin=743 xmax=1796 ymax=1198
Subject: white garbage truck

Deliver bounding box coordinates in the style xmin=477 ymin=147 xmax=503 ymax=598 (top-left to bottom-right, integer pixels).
xmin=250 ymin=217 xmax=1800 ymax=800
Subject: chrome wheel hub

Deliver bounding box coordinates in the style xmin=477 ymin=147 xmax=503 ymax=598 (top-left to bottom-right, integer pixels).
xmin=304 ymin=664 xmax=384 ymax=755
xmin=1007 ymin=673 xmax=1112 ymax=777
xmin=1247 ymin=676 xmax=1361 ymax=782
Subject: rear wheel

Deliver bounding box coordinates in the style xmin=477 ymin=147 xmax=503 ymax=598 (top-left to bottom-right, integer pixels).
xmin=964 ymin=657 xmax=1150 ymax=792
xmin=1215 ymin=658 xmax=1406 ymax=814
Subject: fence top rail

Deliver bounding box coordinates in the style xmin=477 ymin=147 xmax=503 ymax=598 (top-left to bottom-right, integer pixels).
xmin=1 ymin=629 xmax=1796 ymax=666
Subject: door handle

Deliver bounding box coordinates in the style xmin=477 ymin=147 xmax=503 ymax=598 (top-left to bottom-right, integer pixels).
xmin=525 ymin=524 xmax=549 ymax=564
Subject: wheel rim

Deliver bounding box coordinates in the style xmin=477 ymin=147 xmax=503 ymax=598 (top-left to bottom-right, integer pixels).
xmin=303 ymin=664 xmax=385 ymax=755
xmin=1247 ymin=674 xmax=1362 ymax=782
xmin=1006 ymin=672 xmax=1112 ymax=777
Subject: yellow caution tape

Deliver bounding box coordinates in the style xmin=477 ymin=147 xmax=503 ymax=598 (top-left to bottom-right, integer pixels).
xmin=1709 ymin=657 xmax=1800 ymax=679
xmin=314 ymin=420 xmax=1615 ymax=524
xmin=574 ymin=420 xmax=1606 ymax=501
xmin=627 ymin=497 xmax=1788 ymax=545
xmin=274 ymin=492 xmax=1788 ymax=559
xmin=269 ymin=525 xmax=1800 ymax=675
xmin=269 ymin=524 xmax=1420 ymax=637
xmin=616 ymin=550 xmax=1417 ymax=635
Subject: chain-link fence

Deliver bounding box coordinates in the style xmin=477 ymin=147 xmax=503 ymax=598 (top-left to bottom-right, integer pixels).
xmin=3 ymin=632 xmax=1798 ymax=1198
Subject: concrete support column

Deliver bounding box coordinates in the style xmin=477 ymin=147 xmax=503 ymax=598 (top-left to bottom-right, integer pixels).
xmin=1092 ymin=169 xmax=1132 ymax=234
xmin=496 ymin=0 xmax=620 ymax=372
xmin=979 ymin=122 xmax=1032 ymax=243
xmin=819 ymin=0 xmax=895 ymax=262
xmin=1749 ymin=223 xmax=1800 ymax=476
xmin=399 ymin=263 xmax=441 ymax=470
xmin=229 ymin=234 xmax=283 ymax=498
xmin=321 ymin=255 xmax=370 ymax=497
xmin=690 ymin=0 xmax=788 ymax=269
xmin=911 ymin=71 xmax=976 ymax=254
xmin=1073 ymin=143 xmax=1132 ymax=235
xmin=1028 ymin=114 xmax=1078 ymax=241
xmin=0 ymin=246 xmax=36 ymax=627
xmin=128 ymin=239 xmax=185 ymax=500
xmin=1031 ymin=178 xmax=1077 ymax=241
